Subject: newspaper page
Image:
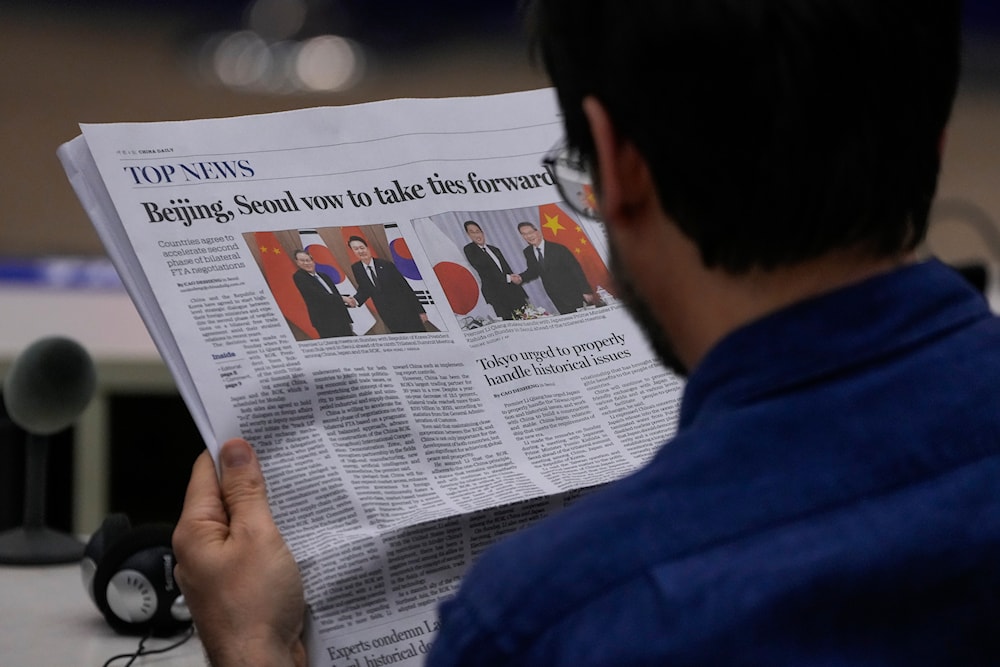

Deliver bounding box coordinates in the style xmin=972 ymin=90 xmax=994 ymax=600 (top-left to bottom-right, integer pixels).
xmin=58 ymin=88 xmax=684 ymax=666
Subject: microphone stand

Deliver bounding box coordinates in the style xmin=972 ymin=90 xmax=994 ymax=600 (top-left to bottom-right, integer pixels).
xmin=0 ymin=432 xmax=84 ymax=565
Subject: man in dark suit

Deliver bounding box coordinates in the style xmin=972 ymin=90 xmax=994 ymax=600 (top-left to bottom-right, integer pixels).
xmin=291 ymin=249 xmax=356 ymax=338
xmin=462 ymin=220 xmax=528 ymax=320
xmin=517 ymin=222 xmax=596 ymax=314
xmin=348 ymin=236 xmax=429 ymax=333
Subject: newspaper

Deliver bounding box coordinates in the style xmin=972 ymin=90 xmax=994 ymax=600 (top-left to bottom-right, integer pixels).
xmin=57 ymin=88 xmax=683 ymax=667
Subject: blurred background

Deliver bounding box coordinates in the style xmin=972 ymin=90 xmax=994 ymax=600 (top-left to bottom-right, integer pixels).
xmin=0 ymin=0 xmax=549 ymax=258
xmin=0 ymin=0 xmax=997 ymax=261
xmin=0 ymin=0 xmax=997 ymax=532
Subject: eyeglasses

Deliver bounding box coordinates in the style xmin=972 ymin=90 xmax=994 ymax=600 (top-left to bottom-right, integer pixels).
xmin=542 ymin=139 xmax=600 ymax=220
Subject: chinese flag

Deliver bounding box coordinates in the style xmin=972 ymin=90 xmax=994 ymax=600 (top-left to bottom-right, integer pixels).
xmin=537 ymin=203 xmax=614 ymax=296
xmin=254 ymin=231 xmax=317 ymax=338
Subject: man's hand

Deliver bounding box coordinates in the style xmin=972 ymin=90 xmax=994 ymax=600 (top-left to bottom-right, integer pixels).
xmin=173 ymin=439 xmax=306 ymax=667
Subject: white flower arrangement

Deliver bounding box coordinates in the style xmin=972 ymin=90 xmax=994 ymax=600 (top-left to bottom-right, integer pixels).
xmin=512 ymin=303 xmax=549 ymax=320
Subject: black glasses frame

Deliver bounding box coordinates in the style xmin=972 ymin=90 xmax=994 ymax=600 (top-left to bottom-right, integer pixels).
xmin=542 ymin=140 xmax=600 ymax=219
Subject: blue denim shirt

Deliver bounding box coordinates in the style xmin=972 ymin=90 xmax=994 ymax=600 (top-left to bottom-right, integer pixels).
xmin=429 ymin=259 xmax=1000 ymax=666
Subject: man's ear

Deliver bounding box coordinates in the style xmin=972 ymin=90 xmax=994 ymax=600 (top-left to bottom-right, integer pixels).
xmin=581 ymin=96 xmax=656 ymax=227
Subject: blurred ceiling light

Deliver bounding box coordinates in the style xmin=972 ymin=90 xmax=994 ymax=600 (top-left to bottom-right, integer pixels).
xmin=246 ymin=0 xmax=309 ymax=41
xmin=294 ymin=35 xmax=363 ymax=92
xmin=213 ymin=30 xmax=272 ymax=88
xmin=258 ymin=40 xmax=304 ymax=94
xmin=194 ymin=26 xmax=366 ymax=94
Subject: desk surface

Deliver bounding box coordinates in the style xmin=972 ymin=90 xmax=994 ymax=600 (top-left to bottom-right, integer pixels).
xmin=0 ymin=562 xmax=205 ymax=665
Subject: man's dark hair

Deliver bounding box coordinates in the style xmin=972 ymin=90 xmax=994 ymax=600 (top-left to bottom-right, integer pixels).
xmin=292 ymin=248 xmax=309 ymax=259
xmin=348 ymin=236 xmax=368 ymax=247
xmin=464 ymin=220 xmax=483 ymax=232
xmin=527 ymin=0 xmax=962 ymax=272
xmin=518 ymin=222 xmax=537 ymax=232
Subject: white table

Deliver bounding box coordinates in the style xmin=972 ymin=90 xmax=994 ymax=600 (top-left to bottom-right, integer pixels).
xmin=0 ymin=562 xmax=205 ymax=665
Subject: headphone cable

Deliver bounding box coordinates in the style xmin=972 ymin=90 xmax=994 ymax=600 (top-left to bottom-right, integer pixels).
xmin=100 ymin=625 xmax=196 ymax=667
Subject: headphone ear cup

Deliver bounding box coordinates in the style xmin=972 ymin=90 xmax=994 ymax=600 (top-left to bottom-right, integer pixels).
xmin=90 ymin=523 xmax=189 ymax=637
xmin=82 ymin=513 xmax=133 ymax=605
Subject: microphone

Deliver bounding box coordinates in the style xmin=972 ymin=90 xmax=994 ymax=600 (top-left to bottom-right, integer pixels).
xmin=0 ymin=336 xmax=97 ymax=564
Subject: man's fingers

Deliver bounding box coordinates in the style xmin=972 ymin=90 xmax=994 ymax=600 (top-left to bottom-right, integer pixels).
xmin=217 ymin=438 xmax=275 ymax=531
xmin=174 ymin=449 xmax=226 ymax=568
xmin=178 ymin=449 xmax=226 ymax=526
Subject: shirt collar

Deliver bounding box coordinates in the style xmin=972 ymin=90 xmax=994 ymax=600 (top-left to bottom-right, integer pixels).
xmin=679 ymin=259 xmax=992 ymax=430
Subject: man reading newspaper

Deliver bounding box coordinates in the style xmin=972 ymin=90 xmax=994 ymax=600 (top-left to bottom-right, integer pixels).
xmin=173 ymin=0 xmax=1000 ymax=665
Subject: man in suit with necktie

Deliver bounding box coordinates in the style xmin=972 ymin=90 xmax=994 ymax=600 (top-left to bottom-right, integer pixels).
xmin=517 ymin=221 xmax=596 ymax=314
xmin=462 ymin=220 xmax=528 ymax=320
xmin=348 ymin=236 xmax=429 ymax=333
xmin=291 ymin=249 xmax=356 ymax=338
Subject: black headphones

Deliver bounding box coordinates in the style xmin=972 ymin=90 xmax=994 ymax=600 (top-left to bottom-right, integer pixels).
xmin=81 ymin=513 xmax=192 ymax=637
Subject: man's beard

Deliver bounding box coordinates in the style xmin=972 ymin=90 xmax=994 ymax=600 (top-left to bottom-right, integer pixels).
xmin=609 ymin=238 xmax=689 ymax=378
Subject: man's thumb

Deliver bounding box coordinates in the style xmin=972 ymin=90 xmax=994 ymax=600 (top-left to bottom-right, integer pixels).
xmin=218 ymin=438 xmax=269 ymax=515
